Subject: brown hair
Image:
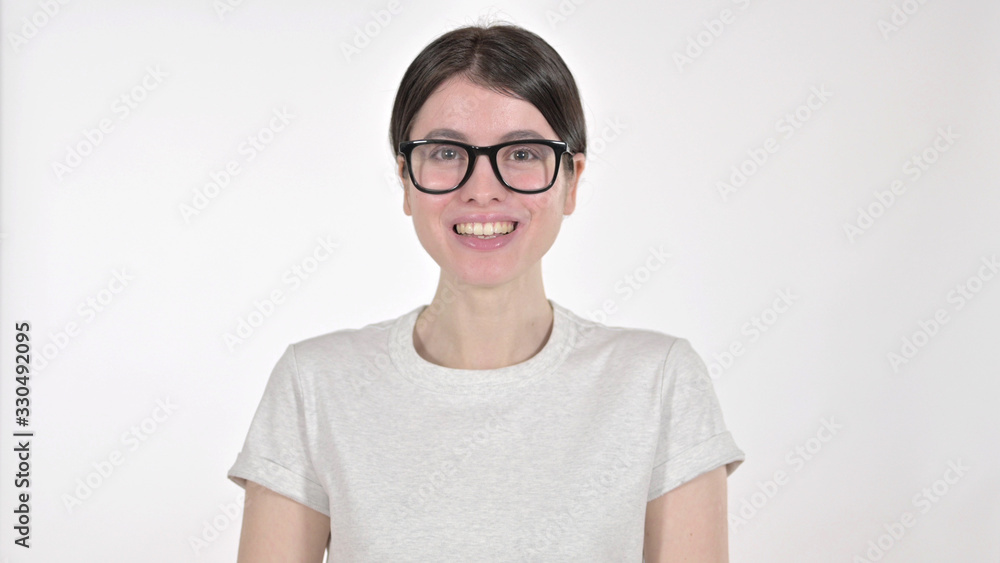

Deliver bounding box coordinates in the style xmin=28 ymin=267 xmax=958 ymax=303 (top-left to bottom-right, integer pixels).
xmin=389 ymin=23 xmax=586 ymax=171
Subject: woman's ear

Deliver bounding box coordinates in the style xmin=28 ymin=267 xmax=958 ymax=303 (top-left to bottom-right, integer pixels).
xmin=562 ymin=153 xmax=586 ymax=216
xmin=398 ymin=155 xmax=412 ymax=216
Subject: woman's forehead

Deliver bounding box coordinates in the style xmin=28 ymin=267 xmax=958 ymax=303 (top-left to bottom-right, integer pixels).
xmin=409 ymin=76 xmax=556 ymax=141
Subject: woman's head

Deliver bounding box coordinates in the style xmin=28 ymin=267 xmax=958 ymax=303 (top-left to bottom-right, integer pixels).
xmin=390 ymin=24 xmax=587 ymax=289
xmin=390 ymin=23 xmax=587 ymax=168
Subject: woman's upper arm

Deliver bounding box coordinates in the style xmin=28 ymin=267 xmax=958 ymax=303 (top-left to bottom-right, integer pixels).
xmin=237 ymin=479 xmax=331 ymax=563
xmin=643 ymin=465 xmax=729 ymax=563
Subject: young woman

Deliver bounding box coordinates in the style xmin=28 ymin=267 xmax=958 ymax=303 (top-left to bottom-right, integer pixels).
xmin=229 ymin=23 xmax=744 ymax=562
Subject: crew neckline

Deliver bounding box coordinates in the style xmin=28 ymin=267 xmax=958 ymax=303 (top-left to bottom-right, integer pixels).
xmin=388 ymin=299 xmax=575 ymax=395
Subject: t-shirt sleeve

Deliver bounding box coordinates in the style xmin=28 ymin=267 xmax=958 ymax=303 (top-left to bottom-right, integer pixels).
xmin=227 ymin=344 xmax=330 ymax=516
xmin=647 ymin=338 xmax=745 ymax=502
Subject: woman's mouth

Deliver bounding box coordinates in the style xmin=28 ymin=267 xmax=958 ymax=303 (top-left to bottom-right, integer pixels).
xmin=453 ymin=221 xmax=518 ymax=239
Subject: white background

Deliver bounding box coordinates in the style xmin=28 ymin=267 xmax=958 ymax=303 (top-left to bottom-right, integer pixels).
xmin=1 ymin=0 xmax=998 ymax=561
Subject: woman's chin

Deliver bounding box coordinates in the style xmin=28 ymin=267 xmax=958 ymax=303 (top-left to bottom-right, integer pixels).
xmin=441 ymin=261 xmax=527 ymax=290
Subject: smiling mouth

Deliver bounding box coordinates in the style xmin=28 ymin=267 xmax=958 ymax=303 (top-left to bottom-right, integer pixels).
xmin=453 ymin=221 xmax=518 ymax=239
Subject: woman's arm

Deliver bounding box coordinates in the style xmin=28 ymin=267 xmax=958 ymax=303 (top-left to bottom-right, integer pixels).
xmin=236 ymin=479 xmax=331 ymax=563
xmin=643 ymin=466 xmax=729 ymax=562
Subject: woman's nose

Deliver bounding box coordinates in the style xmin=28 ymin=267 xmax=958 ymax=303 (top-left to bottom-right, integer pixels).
xmin=459 ymin=154 xmax=508 ymax=204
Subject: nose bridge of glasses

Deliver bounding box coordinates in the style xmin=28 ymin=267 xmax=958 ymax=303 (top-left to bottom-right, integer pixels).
xmin=465 ymin=145 xmax=504 ymax=186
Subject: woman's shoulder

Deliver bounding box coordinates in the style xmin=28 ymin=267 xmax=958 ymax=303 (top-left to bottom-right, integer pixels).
xmin=554 ymin=301 xmax=692 ymax=360
xmin=283 ymin=307 xmax=417 ymax=367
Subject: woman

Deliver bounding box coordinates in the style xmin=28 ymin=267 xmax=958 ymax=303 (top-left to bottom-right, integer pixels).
xmin=228 ymin=23 xmax=744 ymax=562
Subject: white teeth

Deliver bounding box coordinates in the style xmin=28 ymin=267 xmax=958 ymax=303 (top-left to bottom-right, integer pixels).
xmin=454 ymin=221 xmax=516 ymax=238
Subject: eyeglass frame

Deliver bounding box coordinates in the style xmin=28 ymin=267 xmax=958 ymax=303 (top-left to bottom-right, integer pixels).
xmin=397 ymin=138 xmax=573 ymax=195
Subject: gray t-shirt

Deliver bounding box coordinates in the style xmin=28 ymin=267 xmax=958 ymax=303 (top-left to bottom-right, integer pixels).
xmin=228 ymin=301 xmax=744 ymax=561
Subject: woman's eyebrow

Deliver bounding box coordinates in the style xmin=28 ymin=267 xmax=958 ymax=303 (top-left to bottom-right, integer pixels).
xmin=424 ymin=128 xmax=467 ymax=141
xmin=500 ymin=129 xmax=544 ymax=142
xmin=420 ymin=129 xmax=547 ymax=143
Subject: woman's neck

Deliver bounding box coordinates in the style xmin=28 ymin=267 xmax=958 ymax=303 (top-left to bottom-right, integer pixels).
xmin=413 ymin=268 xmax=553 ymax=370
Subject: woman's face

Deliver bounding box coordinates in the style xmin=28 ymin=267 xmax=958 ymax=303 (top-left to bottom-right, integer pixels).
xmin=398 ymin=76 xmax=585 ymax=289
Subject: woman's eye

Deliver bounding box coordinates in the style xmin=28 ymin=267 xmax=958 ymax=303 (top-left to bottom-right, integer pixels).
xmin=431 ymin=147 xmax=461 ymax=160
xmin=509 ymin=147 xmax=537 ymax=161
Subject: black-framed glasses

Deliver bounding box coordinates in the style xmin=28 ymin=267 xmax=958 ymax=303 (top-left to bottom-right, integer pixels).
xmin=398 ymin=139 xmax=572 ymax=194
